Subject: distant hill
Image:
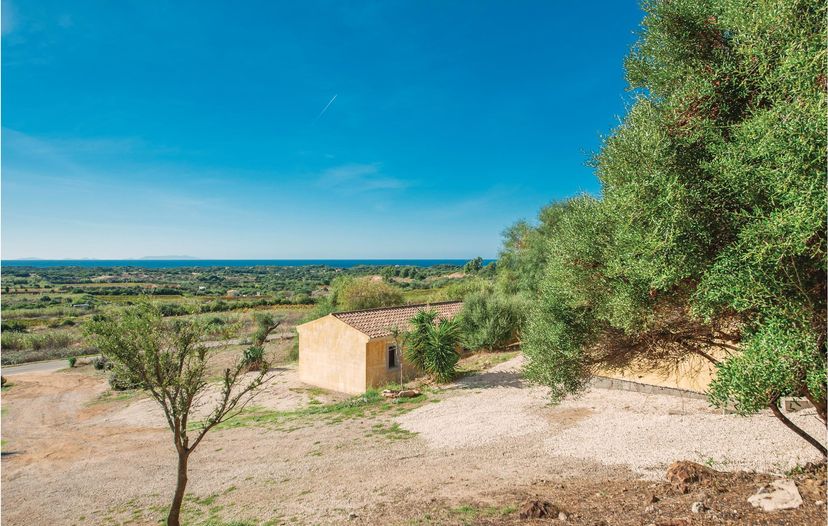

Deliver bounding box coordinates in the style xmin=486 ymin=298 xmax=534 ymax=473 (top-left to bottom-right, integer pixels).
xmin=138 ymin=255 xmax=199 ymax=260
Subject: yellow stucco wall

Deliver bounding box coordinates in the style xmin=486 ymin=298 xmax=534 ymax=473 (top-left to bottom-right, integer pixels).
xmin=296 ymin=315 xmax=370 ymax=394
xmin=365 ymin=337 xmax=420 ymax=389
xmin=600 ymin=350 xmax=727 ymax=393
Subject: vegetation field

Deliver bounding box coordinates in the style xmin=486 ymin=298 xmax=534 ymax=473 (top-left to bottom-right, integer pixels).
xmin=0 ymin=262 xmax=482 ymax=365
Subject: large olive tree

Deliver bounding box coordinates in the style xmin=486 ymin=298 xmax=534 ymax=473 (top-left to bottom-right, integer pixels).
xmin=522 ymin=0 xmax=826 ymax=454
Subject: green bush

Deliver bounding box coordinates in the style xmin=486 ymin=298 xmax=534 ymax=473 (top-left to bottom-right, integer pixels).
xmin=108 ymin=365 xmax=142 ymax=391
xmin=67 ymin=356 xmax=77 ymax=368
xmin=242 ymin=346 xmax=266 ymax=371
xmin=338 ymin=278 xmax=404 ymax=311
xmin=92 ymin=356 xmax=112 ymax=370
xmin=457 ymin=290 xmax=526 ymax=351
xmin=1 ymin=332 xmax=25 ymax=351
xmin=1 ymin=321 xmax=28 ymax=333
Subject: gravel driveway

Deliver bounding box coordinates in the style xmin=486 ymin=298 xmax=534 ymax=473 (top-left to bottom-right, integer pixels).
xmin=396 ymin=355 xmax=825 ymax=477
xmin=2 ymin=353 xmax=824 ymax=525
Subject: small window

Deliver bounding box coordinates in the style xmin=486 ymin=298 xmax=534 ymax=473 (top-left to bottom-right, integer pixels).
xmin=387 ymin=344 xmax=398 ymax=369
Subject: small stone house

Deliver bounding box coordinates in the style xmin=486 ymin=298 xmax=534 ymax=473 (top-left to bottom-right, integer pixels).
xmin=296 ymin=301 xmax=463 ymax=394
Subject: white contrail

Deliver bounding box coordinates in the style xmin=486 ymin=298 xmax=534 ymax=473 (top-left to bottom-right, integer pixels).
xmin=314 ymin=94 xmax=338 ymax=122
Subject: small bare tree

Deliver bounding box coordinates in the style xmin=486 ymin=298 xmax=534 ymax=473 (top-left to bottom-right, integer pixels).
xmin=388 ymin=325 xmax=410 ymax=388
xmin=85 ymin=302 xmax=269 ymax=526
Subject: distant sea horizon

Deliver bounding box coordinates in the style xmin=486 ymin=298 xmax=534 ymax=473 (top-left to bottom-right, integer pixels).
xmin=1 ymin=259 xmax=494 ymax=269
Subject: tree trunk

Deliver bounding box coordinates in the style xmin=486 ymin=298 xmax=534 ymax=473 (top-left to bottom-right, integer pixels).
xmin=167 ymin=450 xmax=190 ymax=526
xmin=803 ymin=389 xmax=827 ymax=425
xmin=769 ymin=396 xmax=827 ymax=457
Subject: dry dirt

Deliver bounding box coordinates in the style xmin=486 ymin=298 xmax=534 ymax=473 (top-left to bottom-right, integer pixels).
xmin=1 ymin=354 xmax=825 ymax=526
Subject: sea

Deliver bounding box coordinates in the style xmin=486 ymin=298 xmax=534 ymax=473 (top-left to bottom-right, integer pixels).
xmin=1 ymin=259 xmax=493 ymax=269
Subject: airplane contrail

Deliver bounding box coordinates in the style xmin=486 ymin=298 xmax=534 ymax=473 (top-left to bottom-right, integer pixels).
xmin=314 ymin=94 xmax=338 ymax=122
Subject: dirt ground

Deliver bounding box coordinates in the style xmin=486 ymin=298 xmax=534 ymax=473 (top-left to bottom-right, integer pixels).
xmin=1 ymin=352 xmax=825 ymax=526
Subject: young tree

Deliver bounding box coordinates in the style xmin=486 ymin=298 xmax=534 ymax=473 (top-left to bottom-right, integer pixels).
xmin=522 ymin=0 xmax=826 ymax=454
xmin=85 ymin=303 xmax=270 ymax=526
xmin=388 ymin=325 xmax=410 ymax=387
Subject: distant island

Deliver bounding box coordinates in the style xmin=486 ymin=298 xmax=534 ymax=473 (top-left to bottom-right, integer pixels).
xmin=138 ymin=256 xmax=199 ymax=260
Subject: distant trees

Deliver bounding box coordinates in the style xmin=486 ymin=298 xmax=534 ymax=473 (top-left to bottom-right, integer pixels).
xmin=333 ymin=276 xmax=405 ymax=311
xmin=520 ymin=0 xmax=826 ymax=454
xmin=496 ymin=202 xmax=570 ymax=295
xmin=85 ymin=303 xmax=270 ymax=526
xmin=463 ymin=257 xmax=484 ymax=274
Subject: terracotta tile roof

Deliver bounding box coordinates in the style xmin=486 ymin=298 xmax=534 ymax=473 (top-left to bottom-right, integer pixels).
xmin=332 ymin=301 xmax=464 ymax=339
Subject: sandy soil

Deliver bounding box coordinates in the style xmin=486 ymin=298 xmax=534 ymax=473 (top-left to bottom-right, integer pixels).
xmin=1 ymin=355 xmax=824 ymax=526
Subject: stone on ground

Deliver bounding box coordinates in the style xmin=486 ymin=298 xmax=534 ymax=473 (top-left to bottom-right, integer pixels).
xmin=747 ymin=479 xmax=803 ymax=512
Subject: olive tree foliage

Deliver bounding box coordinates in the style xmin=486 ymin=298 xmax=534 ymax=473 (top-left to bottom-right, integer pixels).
xmin=85 ymin=303 xmax=270 ymax=526
xmin=522 ymin=0 xmax=826 ymax=454
xmin=496 ymin=202 xmax=572 ymax=296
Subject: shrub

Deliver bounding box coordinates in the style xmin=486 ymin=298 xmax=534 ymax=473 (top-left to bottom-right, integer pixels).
xmin=338 ymin=278 xmax=404 ymax=311
xmin=404 ymin=310 xmax=439 ymax=371
xmin=67 ymin=356 xmax=77 ymax=368
xmin=92 ymin=356 xmax=112 ymax=370
xmin=457 ymin=290 xmax=527 ymax=351
xmin=1 ymin=332 xmax=25 ymax=351
xmin=406 ymin=309 xmax=460 ymax=382
xmin=422 ymin=318 xmax=460 ymax=382
xmin=157 ymin=303 xmax=189 ymax=317
xmin=108 ymin=365 xmax=142 ymax=391
xmin=1 ymin=321 xmax=28 ymax=333
xmin=242 ymin=346 xmax=266 ymax=371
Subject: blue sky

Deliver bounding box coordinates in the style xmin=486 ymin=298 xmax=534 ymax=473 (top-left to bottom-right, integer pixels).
xmin=2 ymin=1 xmax=643 ymax=259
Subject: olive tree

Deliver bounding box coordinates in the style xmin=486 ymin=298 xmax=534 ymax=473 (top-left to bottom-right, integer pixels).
xmin=85 ymin=303 xmax=270 ymax=526
xmin=522 ymin=0 xmax=825 ymax=454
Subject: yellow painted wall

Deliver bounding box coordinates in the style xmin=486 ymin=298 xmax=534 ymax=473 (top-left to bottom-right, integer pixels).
xmin=365 ymin=337 xmax=420 ymax=389
xmin=600 ymin=350 xmax=726 ymax=393
xmin=297 ymin=315 xmax=370 ymax=394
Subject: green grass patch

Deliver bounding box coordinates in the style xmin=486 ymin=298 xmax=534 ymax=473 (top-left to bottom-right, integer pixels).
xmin=87 ymin=388 xmax=144 ymax=406
xmin=451 ymin=503 xmax=517 ymax=521
xmin=367 ymin=422 xmax=418 ymax=440
xmin=456 ymin=351 xmax=519 ymax=376
xmin=195 ymin=388 xmax=428 ymax=431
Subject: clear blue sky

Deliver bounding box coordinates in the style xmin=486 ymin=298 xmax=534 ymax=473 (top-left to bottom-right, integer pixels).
xmin=2 ymin=1 xmax=643 ymax=259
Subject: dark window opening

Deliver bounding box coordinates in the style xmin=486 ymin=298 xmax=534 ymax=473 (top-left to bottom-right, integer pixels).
xmin=388 ymin=344 xmax=397 ymax=369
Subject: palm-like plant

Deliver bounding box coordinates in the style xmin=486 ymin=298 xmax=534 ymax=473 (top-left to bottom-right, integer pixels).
xmin=405 ymin=309 xmax=439 ymax=370
xmin=422 ymin=318 xmax=460 ymax=383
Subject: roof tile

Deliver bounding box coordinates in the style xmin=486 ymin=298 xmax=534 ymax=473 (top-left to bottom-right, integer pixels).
xmin=332 ymin=301 xmax=463 ymax=338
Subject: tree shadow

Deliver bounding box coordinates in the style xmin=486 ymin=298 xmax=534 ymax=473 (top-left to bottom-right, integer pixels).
xmin=452 ymin=369 xmax=525 ymax=390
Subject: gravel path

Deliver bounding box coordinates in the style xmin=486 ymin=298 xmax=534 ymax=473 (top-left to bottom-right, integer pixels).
xmin=396 ymin=355 xmax=826 ymax=478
